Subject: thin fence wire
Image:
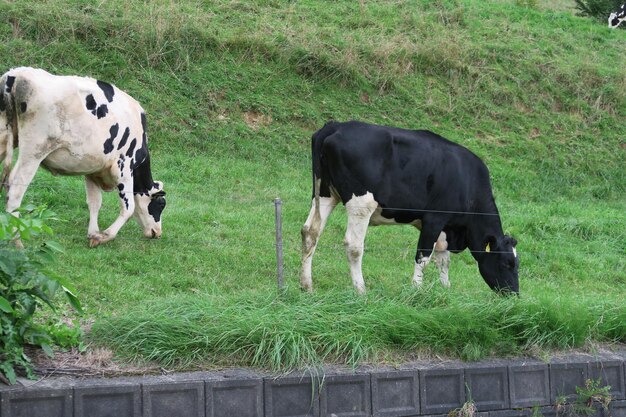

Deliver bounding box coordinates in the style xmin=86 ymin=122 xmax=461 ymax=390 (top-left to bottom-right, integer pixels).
xmin=3 ymin=180 xmax=625 ymax=221
xmin=3 ymin=182 xmax=625 ymax=258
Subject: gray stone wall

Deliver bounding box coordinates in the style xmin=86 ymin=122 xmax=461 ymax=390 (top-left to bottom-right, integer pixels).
xmin=1 ymin=353 xmax=624 ymax=417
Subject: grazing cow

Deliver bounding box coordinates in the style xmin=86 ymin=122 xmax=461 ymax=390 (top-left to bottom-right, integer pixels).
xmin=301 ymin=121 xmax=519 ymax=295
xmin=609 ymin=3 xmax=626 ymax=28
xmin=0 ymin=67 xmax=166 ymax=247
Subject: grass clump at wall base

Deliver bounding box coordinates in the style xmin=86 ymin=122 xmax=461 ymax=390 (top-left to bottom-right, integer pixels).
xmin=90 ymin=287 xmax=626 ymax=370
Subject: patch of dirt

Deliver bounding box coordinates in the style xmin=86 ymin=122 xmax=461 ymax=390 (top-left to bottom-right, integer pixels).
xmin=243 ymin=111 xmax=272 ymax=130
xmin=27 ymin=346 xmax=159 ymax=379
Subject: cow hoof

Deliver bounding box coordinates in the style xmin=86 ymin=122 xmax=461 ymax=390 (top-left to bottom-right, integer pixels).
xmin=88 ymin=233 xmax=108 ymax=248
xmin=88 ymin=236 xmax=102 ymax=248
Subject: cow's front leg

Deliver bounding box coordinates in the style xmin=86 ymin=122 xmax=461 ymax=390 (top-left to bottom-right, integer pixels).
xmin=89 ymin=180 xmax=134 ymax=247
xmin=85 ymin=176 xmax=102 ymax=240
xmin=413 ymin=222 xmax=447 ymax=287
xmin=432 ymin=232 xmax=451 ymax=288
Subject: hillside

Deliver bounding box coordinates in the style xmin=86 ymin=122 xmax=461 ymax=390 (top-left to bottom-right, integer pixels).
xmin=0 ymin=0 xmax=624 ymax=368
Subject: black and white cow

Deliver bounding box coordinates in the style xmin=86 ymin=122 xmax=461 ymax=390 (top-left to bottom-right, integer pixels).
xmin=301 ymin=121 xmax=519 ymax=295
xmin=609 ymin=3 xmax=626 ymax=28
xmin=0 ymin=67 xmax=166 ymax=247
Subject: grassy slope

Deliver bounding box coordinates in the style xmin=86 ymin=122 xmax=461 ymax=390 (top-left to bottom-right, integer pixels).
xmin=0 ymin=0 xmax=624 ymax=367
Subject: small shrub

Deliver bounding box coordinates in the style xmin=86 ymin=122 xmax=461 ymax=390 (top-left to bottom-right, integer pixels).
xmin=574 ymin=0 xmax=623 ymax=21
xmin=0 ymin=206 xmax=82 ymax=384
xmin=555 ymin=378 xmax=612 ymax=417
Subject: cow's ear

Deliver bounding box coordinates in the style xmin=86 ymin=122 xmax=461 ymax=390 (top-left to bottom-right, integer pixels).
xmin=486 ymin=235 xmax=498 ymax=252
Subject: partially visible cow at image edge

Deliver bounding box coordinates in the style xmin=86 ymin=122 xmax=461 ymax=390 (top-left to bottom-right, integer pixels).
xmin=609 ymin=3 xmax=626 ymax=28
xmin=0 ymin=67 xmax=166 ymax=247
xmin=301 ymin=120 xmax=519 ymax=295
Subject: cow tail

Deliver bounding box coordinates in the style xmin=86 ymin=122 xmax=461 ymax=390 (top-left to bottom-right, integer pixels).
xmin=311 ymin=121 xmax=339 ymax=212
xmin=0 ymin=74 xmax=17 ymax=193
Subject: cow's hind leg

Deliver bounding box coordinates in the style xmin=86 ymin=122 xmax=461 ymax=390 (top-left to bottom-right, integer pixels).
xmin=301 ymin=195 xmax=339 ymax=292
xmin=344 ymin=192 xmax=377 ymax=295
xmin=5 ymin=155 xmax=44 ymax=248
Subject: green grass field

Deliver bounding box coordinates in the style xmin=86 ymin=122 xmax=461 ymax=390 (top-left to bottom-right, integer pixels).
xmin=0 ymin=0 xmax=624 ymax=370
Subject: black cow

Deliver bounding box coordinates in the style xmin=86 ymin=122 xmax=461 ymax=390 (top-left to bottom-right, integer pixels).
xmin=301 ymin=121 xmax=519 ymax=294
xmin=609 ymin=3 xmax=625 ymax=28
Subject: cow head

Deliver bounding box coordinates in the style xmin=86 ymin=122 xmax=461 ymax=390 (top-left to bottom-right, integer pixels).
xmin=133 ymin=181 xmax=166 ymax=238
xmin=477 ymin=235 xmax=519 ymax=294
xmin=609 ymin=4 xmax=626 ymax=28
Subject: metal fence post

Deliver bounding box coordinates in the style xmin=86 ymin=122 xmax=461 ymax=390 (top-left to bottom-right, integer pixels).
xmin=274 ymin=198 xmax=284 ymax=292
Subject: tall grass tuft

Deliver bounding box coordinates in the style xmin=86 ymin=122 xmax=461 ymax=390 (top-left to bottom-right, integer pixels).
xmin=90 ymin=287 xmax=626 ymax=370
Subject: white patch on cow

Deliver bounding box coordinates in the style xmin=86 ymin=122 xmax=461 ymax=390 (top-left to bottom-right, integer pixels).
xmin=301 ymin=188 xmax=339 ymax=292
xmin=512 ymin=247 xmax=517 ymax=258
xmin=369 ymin=208 xmax=422 ymax=228
xmin=344 ymin=192 xmax=378 ymax=295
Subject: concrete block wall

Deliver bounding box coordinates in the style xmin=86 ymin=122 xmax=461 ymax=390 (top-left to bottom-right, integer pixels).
xmin=1 ymin=354 xmax=624 ymax=417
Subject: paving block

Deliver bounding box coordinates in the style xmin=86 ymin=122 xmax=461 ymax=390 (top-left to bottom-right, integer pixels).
xmin=143 ymin=381 xmax=205 ymax=417
xmin=588 ymin=360 xmax=625 ymax=400
xmin=265 ymin=375 xmax=319 ymax=417
xmin=550 ymin=362 xmax=588 ymax=402
xmin=508 ymin=364 xmax=550 ymax=408
xmin=371 ymin=370 xmax=419 ymax=417
xmin=0 ymin=388 xmax=72 ymax=417
xmin=536 ymin=406 xmax=557 ymax=417
xmin=74 ymin=384 xmax=141 ymax=417
xmin=610 ymin=400 xmax=626 ymax=417
xmin=206 ymin=378 xmax=263 ymax=417
xmin=320 ymin=374 xmax=370 ymax=417
xmin=465 ymin=365 xmax=509 ymax=411
xmin=420 ymin=368 xmax=465 ymax=414
xmin=488 ymin=409 xmax=531 ymax=417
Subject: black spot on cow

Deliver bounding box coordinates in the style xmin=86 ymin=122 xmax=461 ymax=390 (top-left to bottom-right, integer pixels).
xmin=119 ymin=193 xmax=129 ymax=210
xmin=148 ymin=195 xmax=166 ymax=222
xmin=426 ymin=174 xmax=434 ymax=194
xmin=97 ymin=80 xmax=115 ymax=103
xmin=96 ymin=104 xmax=108 ymax=119
xmin=126 ymin=138 xmax=137 ymax=158
xmin=85 ymin=94 xmax=97 ymax=113
xmin=117 ymin=183 xmax=124 ymax=192
xmin=132 ymin=138 xmax=148 ymax=170
xmin=5 ymin=76 xmax=15 ymax=93
xmin=0 ymin=95 xmax=5 ymax=112
xmin=19 ymin=102 xmax=27 ymax=113
xmin=117 ymin=155 xmax=125 ymax=176
xmin=141 ymin=112 xmax=147 ymax=135
xmin=103 ymin=123 xmax=120 ymax=154
xmin=117 ymin=127 xmax=130 ymax=150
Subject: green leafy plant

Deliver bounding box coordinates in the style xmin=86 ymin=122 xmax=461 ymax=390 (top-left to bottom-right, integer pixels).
xmin=0 ymin=206 xmax=82 ymax=385
xmin=574 ymin=378 xmax=612 ymax=415
xmin=574 ymin=0 xmax=623 ymax=21
xmin=554 ymin=378 xmax=611 ymax=417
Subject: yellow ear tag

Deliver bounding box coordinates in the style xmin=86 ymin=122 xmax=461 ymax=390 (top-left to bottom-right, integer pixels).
xmin=485 ymin=243 xmax=491 ymax=253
